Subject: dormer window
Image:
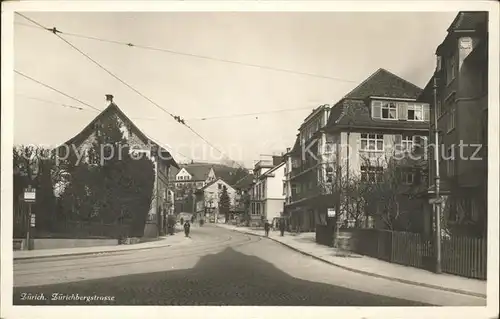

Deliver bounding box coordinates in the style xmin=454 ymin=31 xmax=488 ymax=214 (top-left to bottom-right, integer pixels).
xmin=371 ymin=101 xmax=397 ymax=120
xmin=372 ymin=100 xmax=429 ymax=122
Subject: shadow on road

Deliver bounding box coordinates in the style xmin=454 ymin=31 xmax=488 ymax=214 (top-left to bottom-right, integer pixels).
xmin=13 ymin=247 xmax=430 ymax=306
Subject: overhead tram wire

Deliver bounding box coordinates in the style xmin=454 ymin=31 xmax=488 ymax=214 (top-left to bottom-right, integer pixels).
xmin=189 ymin=106 xmax=315 ymax=121
xmin=16 ymin=13 xmax=250 ymax=172
xmin=15 ymin=70 xmax=102 ymax=112
xmin=14 ymin=18 xmax=359 ymax=84
xmin=14 ymin=72 xmax=192 ymax=162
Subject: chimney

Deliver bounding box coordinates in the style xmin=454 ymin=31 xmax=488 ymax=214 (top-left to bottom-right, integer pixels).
xmin=105 ymin=94 xmax=114 ymax=107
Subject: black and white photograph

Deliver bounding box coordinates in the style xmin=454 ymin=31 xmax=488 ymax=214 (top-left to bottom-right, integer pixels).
xmin=1 ymin=1 xmax=499 ymax=319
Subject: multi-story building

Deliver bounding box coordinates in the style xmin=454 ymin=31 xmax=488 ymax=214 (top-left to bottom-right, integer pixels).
xmin=194 ymin=178 xmax=237 ymax=223
xmin=418 ymin=11 xmax=488 ymax=238
xmin=250 ymin=155 xmax=285 ymax=226
xmin=169 ymin=162 xmax=243 ymax=214
xmin=284 ymin=105 xmax=331 ymax=232
xmin=55 ymin=95 xmax=179 ymax=237
xmin=286 ymin=70 xmax=431 ymax=234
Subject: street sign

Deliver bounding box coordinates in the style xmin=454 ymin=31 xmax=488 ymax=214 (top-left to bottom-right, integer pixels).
xmin=24 ymin=187 xmax=36 ymax=203
xmin=327 ymin=208 xmax=336 ymax=217
xmin=30 ymin=214 xmax=36 ymax=227
xmin=429 ymin=198 xmax=444 ymax=205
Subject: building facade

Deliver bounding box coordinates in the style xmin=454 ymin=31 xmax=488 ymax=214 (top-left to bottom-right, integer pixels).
xmin=56 ymin=95 xmax=179 ymax=237
xmin=250 ymin=155 xmax=285 ymax=226
xmin=285 ymin=70 xmax=431 ymax=234
xmin=169 ymin=162 xmax=242 ymax=214
xmin=418 ymin=11 xmax=488 ymax=238
xmin=284 ymin=105 xmax=331 ymax=232
xmin=195 ymin=178 xmax=237 ymax=223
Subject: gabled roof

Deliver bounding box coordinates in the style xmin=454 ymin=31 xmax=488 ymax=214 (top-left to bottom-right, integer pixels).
xmin=447 ymin=11 xmax=488 ymax=32
xmin=261 ymin=162 xmax=285 ymax=179
xmin=56 ymin=100 xmax=179 ymax=169
xmin=170 ymin=162 xmax=242 ymax=183
xmin=343 ymin=68 xmax=422 ymax=100
xmin=233 ymin=173 xmax=255 ymax=190
xmin=199 ymin=177 xmax=235 ymax=192
xmin=325 ymin=68 xmax=427 ymax=132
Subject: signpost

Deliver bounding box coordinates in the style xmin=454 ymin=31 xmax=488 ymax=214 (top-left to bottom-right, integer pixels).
xmin=23 ymin=186 xmax=36 ymax=250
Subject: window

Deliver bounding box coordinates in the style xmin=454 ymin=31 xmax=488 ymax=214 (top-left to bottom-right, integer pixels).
xmin=401 ymin=135 xmax=414 ymax=153
xmin=446 ymin=55 xmax=456 ymax=85
xmin=325 ymin=166 xmax=334 ymax=183
xmin=382 ymin=101 xmax=398 ymax=120
xmin=283 ymin=182 xmax=286 ymax=195
xmin=436 ymin=100 xmax=442 ymax=118
xmin=436 ymin=55 xmax=442 ymax=71
xmin=446 ymin=146 xmax=455 ymax=177
xmin=407 ymin=103 xmax=430 ymax=121
xmin=402 ymin=171 xmax=414 ymax=185
xmin=360 ymin=133 xmax=384 ymax=151
xmin=447 ymin=107 xmax=456 ymax=133
xmin=218 ymin=183 xmax=222 ymax=190
xmin=372 ymin=101 xmax=397 ymax=120
xmin=361 ymin=166 xmax=384 ymax=183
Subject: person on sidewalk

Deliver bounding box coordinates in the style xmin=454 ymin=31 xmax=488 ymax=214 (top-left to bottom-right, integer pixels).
xmin=184 ymin=221 xmax=191 ymax=237
xmin=180 ymin=217 xmax=184 ymax=226
xmin=264 ymin=220 xmax=270 ymax=237
xmin=279 ymin=219 xmax=285 ymax=237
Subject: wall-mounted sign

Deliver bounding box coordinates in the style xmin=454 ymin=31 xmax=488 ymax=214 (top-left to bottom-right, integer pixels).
xmin=24 ymin=187 xmax=36 ymax=203
xmin=327 ymin=208 xmax=336 ymax=217
xmin=459 ymin=37 xmax=473 ymax=50
xmin=30 ymin=214 xmax=36 ymax=227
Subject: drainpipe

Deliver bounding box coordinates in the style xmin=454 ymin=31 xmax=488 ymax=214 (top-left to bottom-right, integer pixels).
xmin=433 ymin=76 xmax=442 ymax=274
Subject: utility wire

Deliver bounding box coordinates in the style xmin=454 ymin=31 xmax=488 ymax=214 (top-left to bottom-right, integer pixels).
xmin=16 ymin=94 xmax=89 ymax=111
xmin=190 ymin=106 xmax=314 ymax=121
xmin=16 ymin=12 xmax=250 ymax=171
xmin=15 ymin=70 xmax=102 ymax=112
xmin=14 ymin=74 xmax=192 ymax=161
xmin=16 ymin=94 xmax=159 ymax=121
xmin=14 ymin=15 xmax=359 ymax=84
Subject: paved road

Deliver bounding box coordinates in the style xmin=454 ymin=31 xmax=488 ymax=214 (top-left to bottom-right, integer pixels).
xmin=13 ymin=225 xmax=485 ymax=306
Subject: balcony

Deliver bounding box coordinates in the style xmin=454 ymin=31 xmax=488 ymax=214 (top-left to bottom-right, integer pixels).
xmin=290 ymin=161 xmax=319 ymax=179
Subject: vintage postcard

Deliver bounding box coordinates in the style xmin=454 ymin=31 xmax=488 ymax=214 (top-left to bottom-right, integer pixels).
xmin=1 ymin=1 xmax=498 ymax=319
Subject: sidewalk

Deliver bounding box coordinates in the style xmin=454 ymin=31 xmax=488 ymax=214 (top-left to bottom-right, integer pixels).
xmin=216 ymin=224 xmax=486 ymax=298
xmin=14 ymin=225 xmax=188 ymax=261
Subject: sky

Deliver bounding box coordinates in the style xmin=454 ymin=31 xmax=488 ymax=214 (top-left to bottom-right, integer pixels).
xmin=14 ymin=11 xmax=458 ymax=168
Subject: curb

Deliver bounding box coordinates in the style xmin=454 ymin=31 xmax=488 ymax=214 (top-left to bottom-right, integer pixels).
xmin=13 ymin=238 xmax=183 ymax=261
xmin=224 ymin=227 xmax=486 ymax=299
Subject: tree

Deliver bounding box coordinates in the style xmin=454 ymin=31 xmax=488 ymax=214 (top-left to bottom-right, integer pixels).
xmin=358 ymin=153 xmax=418 ymax=231
xmin=219 ymin=185 xmax=231 ymax=223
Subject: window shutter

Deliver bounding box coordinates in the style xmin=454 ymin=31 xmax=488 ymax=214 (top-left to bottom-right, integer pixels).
xmin=371 ymin=101 xmax=381 ymax=119
xmin=423 ymin=104 xmax=430 ymax=121
xmin=398 ymin=103 xmax=408 ymax=121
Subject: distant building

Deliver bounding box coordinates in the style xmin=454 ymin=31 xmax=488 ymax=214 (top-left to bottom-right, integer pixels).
xmin=250 ymin=155 xmax=285 ymax=226
xmin=169 ymin=162 xmax=245 ymax=214
xmin=195 ymin=178 xmax=237 ymax=223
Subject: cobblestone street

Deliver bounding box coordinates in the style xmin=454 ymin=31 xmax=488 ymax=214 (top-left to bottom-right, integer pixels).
xmin=13 ymin=225 xmax=485 ymax=306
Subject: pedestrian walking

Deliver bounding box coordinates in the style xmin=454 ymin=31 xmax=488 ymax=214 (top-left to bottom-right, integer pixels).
xmin=279 ymin=219 xmax=285 ymax=237
xmin=180 ymin=217 xmax=184 ymax=225
xmin=264 ymin=220 xmax=270 ymax=237
xmin=184 ymin=221 xmax=191 ymax=237
xmin=191 ymin=215 xmax=195 ymax=224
